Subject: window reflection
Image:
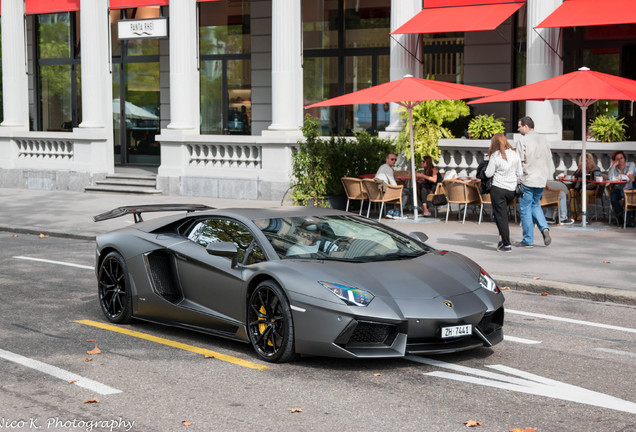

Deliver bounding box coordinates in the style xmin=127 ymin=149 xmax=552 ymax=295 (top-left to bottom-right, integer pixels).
xmin=35 ymin=12 xmax=81 ymax=132
xmin=199 ymin=0 xmax=251 ymax=135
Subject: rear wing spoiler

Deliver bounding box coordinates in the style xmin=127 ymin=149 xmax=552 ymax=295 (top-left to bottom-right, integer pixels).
xmin=93 ymin=204 xmax=214 ymax=223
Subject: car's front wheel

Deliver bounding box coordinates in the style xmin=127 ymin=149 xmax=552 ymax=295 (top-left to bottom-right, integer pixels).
xmin=247 ymin=280 xmax=297 ymax=363
xmin=98 ymin=251 xmax=133 ymax=324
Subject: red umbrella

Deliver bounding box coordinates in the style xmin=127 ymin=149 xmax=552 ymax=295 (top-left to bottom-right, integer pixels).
xmin=305 ymin=76 xmax=500 ymax=220
xmin=469 ymin=67 xmax=636 ymax=227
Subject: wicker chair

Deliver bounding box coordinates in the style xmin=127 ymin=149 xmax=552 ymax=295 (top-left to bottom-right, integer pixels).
xmin=341 ymin=177 xmax=368 ymax=214
xmin=623 ymin=190 xmax=636 ymax=229
xmin=540 ymin=185 xmax=561 ymax=221
xmin=442 ymin=179 xmax=481 ymax=224
xmin=361 ymin=178 xmax=403 ymax=221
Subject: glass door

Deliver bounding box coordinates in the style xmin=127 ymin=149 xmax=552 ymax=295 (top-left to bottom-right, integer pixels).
xmin=111 ymin=7 xmax=162 ymax=166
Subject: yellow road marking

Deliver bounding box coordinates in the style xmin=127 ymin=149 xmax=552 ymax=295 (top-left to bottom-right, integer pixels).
xmin=75 ymin=320 xmax=269 ymax=371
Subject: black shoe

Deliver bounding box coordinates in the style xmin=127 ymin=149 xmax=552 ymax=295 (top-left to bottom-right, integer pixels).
xmin=498 ymin=244 xmax=512 ymax=252
xmin=542 ymin=228 xmax=552 ymax=246
xmin=498 ymin=240 xmax=503 ymax=248
xmin=560 ymin=218 xmax=575 ymax=225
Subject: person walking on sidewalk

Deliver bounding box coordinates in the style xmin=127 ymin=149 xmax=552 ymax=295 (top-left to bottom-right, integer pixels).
xmin=485 ymin=133 xmax=522 ymax=252
xmin=516 ymin=116 xmax=555 ymax=248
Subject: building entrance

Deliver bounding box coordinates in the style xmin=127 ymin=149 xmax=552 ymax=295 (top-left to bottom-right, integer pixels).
xmin=111 ymin=7 xmax=162 ymax=166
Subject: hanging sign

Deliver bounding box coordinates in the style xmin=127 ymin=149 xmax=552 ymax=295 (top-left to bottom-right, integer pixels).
xmin=118 ymin=17 xmax=168 ymax=40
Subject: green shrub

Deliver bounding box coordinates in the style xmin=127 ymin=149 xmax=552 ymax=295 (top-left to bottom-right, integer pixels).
xmin=290 ymin=115 xmax=394 ymax=206
xmin=588 ymin=115 xmax=627 ymax=142
xmin=467 ymin=114 xmax=505 ymax=139
xmin=395 ymin=99 xmax=470 ymax=163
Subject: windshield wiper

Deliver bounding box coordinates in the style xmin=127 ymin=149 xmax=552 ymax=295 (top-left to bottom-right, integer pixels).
xmin=358 ymin=251 xmax=425 ymax=262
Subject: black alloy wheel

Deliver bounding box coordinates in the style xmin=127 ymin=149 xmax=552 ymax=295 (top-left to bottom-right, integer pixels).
xmin=247 ymin=281 xmax=297 ymax=363
xmin=98 ymin=251 xmax=133 ymax=324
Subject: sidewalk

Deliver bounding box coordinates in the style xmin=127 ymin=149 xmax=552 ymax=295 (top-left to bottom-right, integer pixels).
xmin=1 ymin=188 xmax=634 ymax=305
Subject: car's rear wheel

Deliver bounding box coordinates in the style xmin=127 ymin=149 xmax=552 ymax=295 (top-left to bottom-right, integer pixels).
xmin=247 ymin=280 xmax=297 ymax=363
xmin=98 ymin=251 xmax=133 ymax=324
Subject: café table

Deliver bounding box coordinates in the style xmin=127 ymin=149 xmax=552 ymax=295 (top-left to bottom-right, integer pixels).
xmin=556 ymin=177 xmax=627 ymax=222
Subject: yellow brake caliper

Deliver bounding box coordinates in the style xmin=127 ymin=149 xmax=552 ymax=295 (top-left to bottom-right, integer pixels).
xmin=258 ymin=305 xmax=273 ymax=346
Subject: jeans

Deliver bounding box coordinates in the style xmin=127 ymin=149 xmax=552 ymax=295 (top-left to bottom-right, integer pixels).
xmin=519 ymin=184 xmax=548 ymax=245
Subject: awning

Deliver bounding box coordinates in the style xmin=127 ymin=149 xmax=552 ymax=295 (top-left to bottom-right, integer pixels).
xmin=25 ymin=0 xmax=80 ymax=15
xmin=392 ymin=1 xmax=524 ymax=35
xmin=109 ymin=0 xmax=169 ymax=8
xmin=536 ymin=0 xmax=636 ymax=29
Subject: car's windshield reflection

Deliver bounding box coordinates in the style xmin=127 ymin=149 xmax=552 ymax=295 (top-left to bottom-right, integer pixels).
xmin=253 ymin=215 xmax=428 ymax=261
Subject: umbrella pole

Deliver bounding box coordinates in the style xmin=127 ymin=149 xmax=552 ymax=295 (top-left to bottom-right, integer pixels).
xmin=408 ymin=106 xmax=418 ymax=220
xmin=580 ymin=106 xmax=587 ymax=228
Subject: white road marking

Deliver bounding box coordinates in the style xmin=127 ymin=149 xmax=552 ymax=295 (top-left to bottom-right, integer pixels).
xmin=507 ymin=309 xmax=636 ymax=334
xmin=13 ymin=256 xmax=94 ymax=270
xmin=406 ymin=356 xmax=636 ymax=414
xmin=0 ymin=348 xmax=121 ymax=395
xmin=504 ymin=335 xmax=541 ymax=344
xmin=594 ymin=348 xmax=636 ymax=358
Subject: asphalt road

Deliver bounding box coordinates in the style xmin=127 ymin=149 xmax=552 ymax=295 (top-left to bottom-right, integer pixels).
xmin=1 ymin=233 xmax=635 ymax=432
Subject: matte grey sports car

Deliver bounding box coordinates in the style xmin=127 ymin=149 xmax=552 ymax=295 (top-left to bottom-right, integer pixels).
xmin=94 ymin=204 xmax=504 ymax=363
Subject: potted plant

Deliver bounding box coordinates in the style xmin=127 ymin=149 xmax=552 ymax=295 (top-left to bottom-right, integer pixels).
xmin=588 ymin=114 xmax=627 ymax=142
xmin=290 ymin=115 xmax=394 ymax=207
xmin=395 ymin=99 xmax=470 ymax=163
xmin=467 ymin=114 xmax=505 ymax=139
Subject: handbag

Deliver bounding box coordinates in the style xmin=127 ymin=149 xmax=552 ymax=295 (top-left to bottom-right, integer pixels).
xmin=432 ymin=193 xmax=448 ymax=206
xmin=515 ymin=183 xmax=524 ymax=198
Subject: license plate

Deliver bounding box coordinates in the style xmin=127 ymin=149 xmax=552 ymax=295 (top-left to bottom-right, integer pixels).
xmin=441 ymin=324 xmax=472 ymax=338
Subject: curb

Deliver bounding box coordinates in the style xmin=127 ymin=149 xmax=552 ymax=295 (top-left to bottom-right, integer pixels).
xmin=494 ymin=274 xmax=636 ymax=306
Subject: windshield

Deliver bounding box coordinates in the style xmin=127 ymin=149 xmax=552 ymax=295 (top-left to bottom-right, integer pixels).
xmin=253 ymin=215 xmax=428 ymax=261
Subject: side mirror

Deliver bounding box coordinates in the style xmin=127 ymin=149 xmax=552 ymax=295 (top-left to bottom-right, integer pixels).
xmin=409 ymin=231 xmax=429 ymax=243
xmin=206 ymin=242 xmax=239 ymax=267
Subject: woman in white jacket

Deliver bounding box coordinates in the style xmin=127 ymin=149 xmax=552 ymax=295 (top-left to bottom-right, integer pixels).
xmin=485 ymin=133 xmax=522 ymax=252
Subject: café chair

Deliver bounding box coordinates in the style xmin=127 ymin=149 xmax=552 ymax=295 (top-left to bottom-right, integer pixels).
xmin=540 ymin=185 xmax=560 ymax=221
xmin=341 ymin=177 xmax=367 ymax=215
xmin=361 ymin=178 xmax=403 ymax=221
xmin=623 ymin=190 xmax=636 ymax=229
xmin=426 ymin=182 xmax=447 ymax=218
xmin=478 ymin=192 xmax=518 ymax=224
xmin=585 ymin=184 xmax=606 ymax=222
xmin=442 ymin=179 xmax=481 ymax=224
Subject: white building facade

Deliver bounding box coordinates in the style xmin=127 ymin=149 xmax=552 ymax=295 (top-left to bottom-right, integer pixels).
xmin=0 ymin=0 xmax=634 ymax=200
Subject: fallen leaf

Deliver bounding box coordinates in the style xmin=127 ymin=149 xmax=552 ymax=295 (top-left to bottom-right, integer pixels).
xmin=85 ymin=358 xmax=93 ymax=362
xmin=82 ymin=398 xmax=99 ymax=404
xmin=68 ymin=380 xmax=77 ymax=384
xmin=39 ymin=233 xmax=49 ymax=238
xmin=521 ymin=290 xmax=527 ymax=293
xmin=290 ymin=408 xmax=303 ymax=413
xmin=464 ymin=420 xmax=483 ymax=427
xmin=532 ymin=276 xmax=541 ymax=280
xmin=509 ymin=429 xmax=536 ymax=432
xmin=540 ymin=292 xmax=549 ymax=296
xmin=501 ymin=286 xmax=511 ymax=290
xmin=204 ymin=355 xmax=215 ymax=359
xmin=87 ymin=346 xmax=102 ymax=355
xmin=12 ymin=234 xmax=18 ymax=238
xmin=373 ymin=373 xmax=382 ymax=376
xmin=86 ymin=339 xmax=96 ymax=342
xmin=603 ymin=260 xmax=611 ymax=264
xmin=182 ymin=421 xmax=192 ymax=426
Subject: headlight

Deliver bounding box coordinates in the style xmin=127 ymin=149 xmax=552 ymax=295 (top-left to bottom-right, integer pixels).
xmin=480 ymin=269 xmax=500 ymax=293
xmin=319 ymin=281 xmax=374 ymax=306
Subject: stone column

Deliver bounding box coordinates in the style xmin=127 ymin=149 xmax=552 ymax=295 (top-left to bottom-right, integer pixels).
xmin=1 ymin=0 xmax=28 ymax=129
xmin=79 ymin=0 xmax=109 ymax=128
xmin=167 ymin=0 xmax=199 ymax=132
xmin=525 ymin=0 xmax=563 ymax=136
xmin=386 ymin=0 xmax=421 ymax=132
xmin=267 ymin=0 xmax=302 ymax=134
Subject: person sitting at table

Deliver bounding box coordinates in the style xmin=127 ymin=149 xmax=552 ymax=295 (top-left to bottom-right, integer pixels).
xmin=417 ymin=155 xmax=442 ymax=217
xmin=544 ymin=179 xmax=575 ymax=225
xmin=572 ymin=153 xmax=601 ymax=192
xmin=608 ymin=150 xmax=636 ymax=227
xmin=374 ymin=152 xmax=406 ymax=219
xmin=485 ymin=133 xmax=522 ymax=252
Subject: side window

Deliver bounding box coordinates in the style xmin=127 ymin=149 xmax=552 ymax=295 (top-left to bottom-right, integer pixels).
xmin=187 ymin=218 xmax=265 ymax=265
